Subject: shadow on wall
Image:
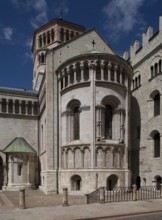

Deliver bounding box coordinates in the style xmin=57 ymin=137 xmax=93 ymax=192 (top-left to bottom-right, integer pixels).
xmin=131 ymin=96 xmax=141 ymax=184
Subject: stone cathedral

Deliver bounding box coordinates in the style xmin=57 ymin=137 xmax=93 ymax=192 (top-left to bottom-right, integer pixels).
xmin=0 ymin=17 xmax=161 ymax=194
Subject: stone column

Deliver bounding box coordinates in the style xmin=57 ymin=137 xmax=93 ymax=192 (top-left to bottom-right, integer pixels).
xmin=88 ymin=61 xmax=96 ymax=168
xmin=108 ymin=62 xmax=112 ymax=81
xmin=160 ymin=184 xmax=162 ymax=197
xmin=100 ymin=61 xmax=104 ymax=80
xmin=25 ymin=101 xmax=28 ymax=115
xmin=99 ymin=187 xmax=105 ymax=203
xmin=63 ymin=76 xmax=65 ymax=89
xmin=72 ymin=149 xmax=75 ymax=168
xmin=96 ymin=106 xmax=102 ymax=141
xmin=120 ymin=68 xmax=123 ymax=84
xmin=6 ymin=100 xmax=9 ymax=113
xmin=114 ymin=65 xmax=118 ymax=83
xmin=80 ymin=62 xmax=84 ymax=82
xmin=96 ymin=173 xmax=98 ymax=189
xmin=62 ymin=187 xmax=68 ymax=206
xmin=81 ymin=149 xmax=84 ymax=168
xmin=132 ymin=184 xmax=137 ymax=201
xmin=19 ymin=187 xmax=26 ymax=209
xmin=73 ymin=63 xmax=77 ymax=83
xmin=67 ymin=66 xmax=70 ymax=85
xmin=65 ymin=149 xmax=68 ymax=169
xmin=8 ymin=155 xmax=13 ymax=185
xmin=120 ymin=109 xmax=125 ymax=143
xmin=3 ymin=163 xmax=7 ymax=188
xmin=19 ymin=101 xmax=21 ymax=114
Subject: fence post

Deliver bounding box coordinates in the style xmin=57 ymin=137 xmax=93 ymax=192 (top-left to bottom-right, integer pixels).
xmin=99 ymin=187 xmax=105 ymax=204
xmin=62 ymin=187 xmax=68 ymax=206
xmin=160 ymin=184 xmax=162 ymax=198
xmin=132 ymin=184 xmax=137 ymax=201
xmin=19 ymin=187 xmax=26 ymax=209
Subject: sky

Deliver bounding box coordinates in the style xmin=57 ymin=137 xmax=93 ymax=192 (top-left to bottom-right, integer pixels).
xmin=0 ymin=0 xmax=162 ymax=90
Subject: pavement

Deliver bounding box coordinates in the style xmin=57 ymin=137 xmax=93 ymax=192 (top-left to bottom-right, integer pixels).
xmin=1 ymin=190 xmax=162 ymax=220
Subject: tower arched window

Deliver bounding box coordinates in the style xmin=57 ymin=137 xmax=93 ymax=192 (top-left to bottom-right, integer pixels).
xmin=154 ymin=132 xmax=160 ymax=158
xmin=154 ymin=93 xmax=160 ymax=116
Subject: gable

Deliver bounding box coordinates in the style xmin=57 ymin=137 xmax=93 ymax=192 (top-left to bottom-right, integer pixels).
xmin=53 ymin=29 xmax=116 ymax=70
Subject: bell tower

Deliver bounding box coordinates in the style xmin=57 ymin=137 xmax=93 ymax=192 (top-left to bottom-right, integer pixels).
xmin=32 ymin=18 xmax=85 ymax=91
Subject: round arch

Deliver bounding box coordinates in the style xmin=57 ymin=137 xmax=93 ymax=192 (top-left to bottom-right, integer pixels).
xmin=71 ymin=174 xmax=82 ymax=191
xmin=106 ymin=174 xmax=118 ymax=191
xmin=154 ymin=175 xmax=161 ymax=190
xmin=101 ymin=95 xmax=121 ymax=109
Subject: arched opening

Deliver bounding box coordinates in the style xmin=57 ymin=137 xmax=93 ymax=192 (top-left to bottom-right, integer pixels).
xmin=159 ymin=60 xmax=161 ymax=74
xmin=101 ymin=95 xmax=121 ymax=140
xmin=71 ymin=175 xmax=81 ymax=191
xmin=0 ymin=157 xmax=4 ymax=189
xmin=155 ymin=63 xmax=158 ymax=75
xmin=154 ymin=93 xmax=160 ymax=116
xmin=151 ymin=66 xmax=154 ymax=78
xmin=105 ymin=105 xmax=112 ymax=139
xmin=155 ymin=176 xmax=161 ymax=190
xmin=67 ymin=99 xmax=81 ymax=141
xmin=107 ymin=175 xmax=118 ymax=191
xmin=136 ymin=176 xmax=141 ymax=190
xmin=154 ymin=132 xmax=160 ymax=158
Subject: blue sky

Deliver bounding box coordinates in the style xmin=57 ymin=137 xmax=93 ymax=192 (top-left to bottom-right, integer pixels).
xmin=0 ymin=0 xmax=162 ymax=90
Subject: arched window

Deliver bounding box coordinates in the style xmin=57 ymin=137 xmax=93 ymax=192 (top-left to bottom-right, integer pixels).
xmin=105 ymin=105 xmax=113 ymax=139
xmin=73 ymin=107 xmax=80 ymax=140
xmin=84 ymin=62 xmax=89 ymax=81
xmin=101 ymin=96 xmax=120 ymax=141
xmin=96 ymin=61 xmax=101 ymax=80
xmin=107 ymin=175 xmax=118 ymax=190
xmin=154 ymin=93 xmax=160 ymax=116
xmin=155 ymin=63 xmax=158 ymax=75
xmin=151 ymin=66 xmax=154 ymax=78
xmin=138 ymin=75 xmax=141 ymax=87
xmin=71 ymin=175 xmax=81 ymax=191
xmin=159 ymin=60 xmax=161 ymax=74
xmin=154 ymin=132 xmax=160 ymax=158
xmin=67 ymin=100 xmax=81 ymax=141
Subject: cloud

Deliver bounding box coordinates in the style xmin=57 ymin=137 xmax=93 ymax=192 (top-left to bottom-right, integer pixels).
xmin=103 ymin=0 xmax=146 ymax=40
xmin=53 ymin=1 xmax=69 ymax=18
xmin=2 ymin=27 xmax=13 ymax=40
xmin=11 ymin=0 xmax=48 ymax=28
xmin=26 ymin=38 xmax=33 ymax=48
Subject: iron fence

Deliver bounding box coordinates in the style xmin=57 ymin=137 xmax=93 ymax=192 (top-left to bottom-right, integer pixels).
xmin=105 ymin=187 xmax=133 ymax=202
xmin=137 ymin=186 xmax=161 ymax=200
xmin=86 ymin=185 xmax=162 ymax=204
xmin=86 ymin=187 xmax=100 ymax=204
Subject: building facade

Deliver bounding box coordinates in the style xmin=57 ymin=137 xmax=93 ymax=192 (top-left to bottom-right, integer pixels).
xmin=0 ymin=17 xmax=161 ymax=194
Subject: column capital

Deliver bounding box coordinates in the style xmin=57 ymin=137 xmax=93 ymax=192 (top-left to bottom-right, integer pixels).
xmin=108 ymin=62 xmax=112 ymax=69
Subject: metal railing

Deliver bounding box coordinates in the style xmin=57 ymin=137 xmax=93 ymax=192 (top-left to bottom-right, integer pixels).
xmin=86 ymin=184 xmax=162 ymax=204
xmin=86 ymin=187 xmax=101 ymax=204
xmin=105 ymin=187 xmax=133 ymax=202
xmin=137 ymin=186 xmax=161 ymax=200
